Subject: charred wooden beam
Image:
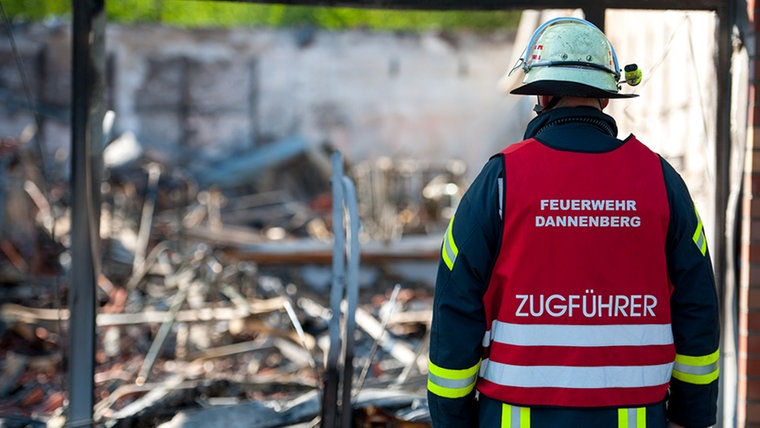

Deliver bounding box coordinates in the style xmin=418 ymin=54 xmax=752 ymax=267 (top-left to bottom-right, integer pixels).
xmin=69 ymin=0 xmax=106 ymax=424
xmin=222 ymin=235 xmax=440 ymax=265
xmin=0 ymin=297 xmax=287 ymax=327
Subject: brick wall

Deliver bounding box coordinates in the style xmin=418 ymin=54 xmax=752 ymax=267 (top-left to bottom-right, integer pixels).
xmin=741 ymin=0 xmax=760 ymax=425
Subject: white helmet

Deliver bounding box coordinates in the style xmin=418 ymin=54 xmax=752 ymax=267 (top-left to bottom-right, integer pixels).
xmin=510 ymin=17 xmax=638 ymax=99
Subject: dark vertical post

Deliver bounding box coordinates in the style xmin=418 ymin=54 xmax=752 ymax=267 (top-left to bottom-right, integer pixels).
xmin=69 ymin=0 xmax=105 ymax=425
xmin=582 ymin=5 xmax=606 ymax=31
xmin=714 ymin=4 xmax=732 ymax=299
xmin=715 ymin=3 xmax=734 ymax=427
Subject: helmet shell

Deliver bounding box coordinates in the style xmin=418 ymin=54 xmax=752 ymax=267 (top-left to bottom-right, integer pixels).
xmin=510 ymin=17 xmax=637 ymax=99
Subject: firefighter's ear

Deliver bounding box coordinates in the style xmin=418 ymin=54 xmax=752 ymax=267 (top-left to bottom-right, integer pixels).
xmin=538 ymin=95 xmax=553 ymax=107
xmin=533 ymin=95 xmax=554 ymax=113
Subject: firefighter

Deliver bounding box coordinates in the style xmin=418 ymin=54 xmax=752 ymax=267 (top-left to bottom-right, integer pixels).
xmin=427 ymin=17 xmax=720 ymax=428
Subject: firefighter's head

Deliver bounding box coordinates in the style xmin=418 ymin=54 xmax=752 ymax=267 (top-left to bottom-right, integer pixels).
xmin=508 ymin=17 xmax=639 ymax=111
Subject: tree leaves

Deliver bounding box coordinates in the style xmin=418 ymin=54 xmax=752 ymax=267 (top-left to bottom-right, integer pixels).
xmin=6 ymin=0 xmax=520 ymax=32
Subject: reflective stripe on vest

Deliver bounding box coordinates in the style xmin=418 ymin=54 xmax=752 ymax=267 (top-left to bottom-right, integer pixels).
xmin=481 ymin=358 xmax=672 ymax=389
xmin=488 ymin=320 xmax=673 ymax=347
xmin=427 ymin=359 xmax=480 ymax=399
xmin=501 ymin=403 xmax=530 ymax=428
xmin=618 ymin=407 xmax=646 ymax=428
xmin=481 ymin=320 xmax=675 ymax=389
xmin=673 ymin=349 xmax=720 ymax=385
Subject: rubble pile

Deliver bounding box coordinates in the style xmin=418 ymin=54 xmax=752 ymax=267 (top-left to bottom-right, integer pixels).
xmin=0 ymin=135 xmax=467 ymax=427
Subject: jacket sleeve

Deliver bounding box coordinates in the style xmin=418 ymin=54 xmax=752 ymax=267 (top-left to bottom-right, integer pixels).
xmin=427 ymin=156 xmax=503 ymax=427
xmin=660 ymin=158 xmax=720 ymax=427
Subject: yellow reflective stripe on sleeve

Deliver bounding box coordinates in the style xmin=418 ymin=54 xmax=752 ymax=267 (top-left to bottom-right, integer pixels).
xmin=427 ymin=359 xmax=480 ymax=399
xmin=692 ymin=204 xmax=707 ymax=256
xmin=636 ymin=407 xmax=646 ymax=428
xmin=441 ymin=215 xmax=459 ymax=271
xmin=501 ymin=404 xmax=530 ymax=428
xmin=617 ymin=407 xmax=646 ymax=428
xmin=673 ymin=348 xmax=720 ymax=385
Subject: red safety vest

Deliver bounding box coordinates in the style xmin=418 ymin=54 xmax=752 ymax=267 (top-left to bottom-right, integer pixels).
xmin=478 ymin=136 xmax=675 ymax=408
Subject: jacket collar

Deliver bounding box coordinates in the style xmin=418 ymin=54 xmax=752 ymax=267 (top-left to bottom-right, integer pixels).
xmin=524 ymin=106 xmax=618 ymax=140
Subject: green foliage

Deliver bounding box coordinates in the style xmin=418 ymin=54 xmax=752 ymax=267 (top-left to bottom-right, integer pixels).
xmin=4 ymin=0 xmax=520 ymax=32
xmin=2 ymin=0 xmax=68 ymax=21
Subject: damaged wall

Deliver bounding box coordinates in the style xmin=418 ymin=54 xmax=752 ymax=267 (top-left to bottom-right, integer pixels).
xmin=0 ymin=22 xmax=525 ymax=185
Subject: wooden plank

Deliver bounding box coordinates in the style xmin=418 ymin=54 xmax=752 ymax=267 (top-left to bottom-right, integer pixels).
xmin=0 ymin=297 xmax=287 ymax=327
xmin=222 ymin=235 xmax=441 ymax=265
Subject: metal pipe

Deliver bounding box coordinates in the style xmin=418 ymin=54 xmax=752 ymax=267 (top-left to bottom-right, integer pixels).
xmin=322 ymin=151 xmax=346 ymax=427
xmin=340 ymin=174 xmax=360 ymax=428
